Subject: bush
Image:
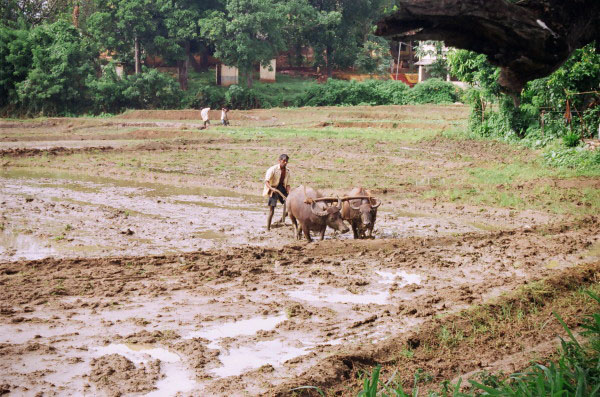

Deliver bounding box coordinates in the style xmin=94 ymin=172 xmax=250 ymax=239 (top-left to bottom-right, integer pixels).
xmin=225 ymin=85 xmax=264 ymax=109
xmin=89 ymin=66 xmax=183 ymax=113
xmin=16 ymin=20 xmax=96 ymax=116
xmin=191 ymin=85 xmax=226 ymax=109
xmin=122 ymin=68 xmax=183 ymax=110
xmin=87 ymin=64 xmax=130 ymax=114
xmin=408 ymin=78 xmax=460 ymax=104
xmin=563 ymin=132 xmax=581 ymax=147
xmin=295 ymin=79 xmax=411 ymax=107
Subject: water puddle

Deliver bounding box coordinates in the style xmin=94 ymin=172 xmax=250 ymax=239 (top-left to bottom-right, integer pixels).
xmin=94 ymin=343 xmax=195 ymax=396
xmin=185 ymin=314 xmax=301 ymax=377
xmin=288 ymin=270 xmax=421 ymax=305
xmin=0 ymin=168 xmax=259 ymax=203
xmin=467 ymin=221 xmax=502 ymax=232
xmin=186 ymin=314 xmax=287 ymax=347
xmin=376 ymin=270 xmax=422 ymax=286
xmin=288 ymin=289 xmax=389 ymax=304
xmin=211 ymin=339 xmax=309 ymax=378
xmin=194 ymin=230 xmax=228 ymax=240
xmin=0 ymin=230 xmax=56 ymax=260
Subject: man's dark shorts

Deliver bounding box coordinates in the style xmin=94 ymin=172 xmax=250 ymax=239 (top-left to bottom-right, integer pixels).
xmin=268 ymin=183 xmax=286 ymax=207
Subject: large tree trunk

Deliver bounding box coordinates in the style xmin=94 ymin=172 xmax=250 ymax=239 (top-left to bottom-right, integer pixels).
xmin=134 ymin=36 xmax=140 ymax=74
xmin=375 ymin=0 xmax=600 ymax=96
xmin=325 ymin=45 xmax=333 ymax=77
xmin=177 ymin=41 xmax=190 ymax=91
xmin=246 ymin=70 xmax=253 ymax=88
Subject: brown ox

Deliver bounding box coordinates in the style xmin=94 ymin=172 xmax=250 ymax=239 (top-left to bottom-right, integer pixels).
xmin=287 ymin=186 xmax=349 ymax=242
xmin=341 ymin=187 xmax=380 ymax=239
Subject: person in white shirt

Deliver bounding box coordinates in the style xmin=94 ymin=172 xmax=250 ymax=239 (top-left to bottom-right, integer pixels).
xmin=221 ymin=107 xmax=230 ymax=126
xmin=200 ymin=107 xmax=210 ymax=128
xmin=263 ymin=154 xmax=290 ymax=231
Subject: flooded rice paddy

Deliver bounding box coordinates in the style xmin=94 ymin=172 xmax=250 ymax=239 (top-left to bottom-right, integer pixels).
xmin=1 ymin=106 xmax=599 ymax=396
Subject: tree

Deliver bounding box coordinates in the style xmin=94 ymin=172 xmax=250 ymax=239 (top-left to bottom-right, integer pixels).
xmin=200 ymin=0 xmax=287 ymax=87
xmin=155 ymin=0 xmax=222 ymax=90
xmin=1 ymin=0 xmax=72 ymax=27
xmin=87 ymin=0 xmax=158 ymax=74
xmin=16 ymin=19 xmax=96 ymax=115
xmin=447 ymin=49 xmax=501 ymax=129
xmin=306 ymin=0 xmax=392 ymax=77
xmin=0 ymin=21 xmax=32 ymax=109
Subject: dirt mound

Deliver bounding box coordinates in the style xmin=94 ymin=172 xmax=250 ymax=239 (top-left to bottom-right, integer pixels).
xmin=0 ymin=146 xmax=114 ymax=157
xmin=89 ymin=354 xmax=161 ymax=396
xmin=331 ymin=121 xmax=443 ymax=129
xmin=271 ymin=261 xmax=600 ymax=395
xmin=116 ymin=109 xmax=203 ymax=120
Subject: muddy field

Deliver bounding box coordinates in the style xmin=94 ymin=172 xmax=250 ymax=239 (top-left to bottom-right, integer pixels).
xmin=1 ymin=105 xmax=599 ymax=396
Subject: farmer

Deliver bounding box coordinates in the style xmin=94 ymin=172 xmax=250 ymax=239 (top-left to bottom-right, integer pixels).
xmin=200 ymin=107 xmax=210 ymax=128
xmin=221 ymin=107 xmax=230 ymax=126
xmin=263 ymin=154 xmax=290 ymax=231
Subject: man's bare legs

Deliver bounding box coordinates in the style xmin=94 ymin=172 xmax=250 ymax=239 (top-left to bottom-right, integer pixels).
xmin=267 ymin=205 xmax=275 ymax=231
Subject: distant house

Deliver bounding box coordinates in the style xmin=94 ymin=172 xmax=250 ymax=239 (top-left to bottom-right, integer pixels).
xmin=415 ymin=42 xmax=467 ymax=88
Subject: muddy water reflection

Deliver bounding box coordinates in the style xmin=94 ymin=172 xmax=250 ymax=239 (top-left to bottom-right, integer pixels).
xmin=0 ymin=171 xmax=274 ymax=259
xmin=186 ymin=314 xmax=287 ymax=347
xmin=212 ymin=339 xmax=310 ymax=378
xmin=288 ymin=270 xmax=421 ymax=305
xmin=0 ymin=230 xmax=56 ymax=260
xmin=95 ymin=343 xmax=195 ymax=396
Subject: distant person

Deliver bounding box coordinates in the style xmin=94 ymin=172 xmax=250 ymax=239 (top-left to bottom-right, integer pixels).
xmin=221 ymin=107 xmax=230 ymax=126
xmin=263 ymin=154 xmax=290 ymax=231
xmin=200 ymin=107 xmax=210 ymax=128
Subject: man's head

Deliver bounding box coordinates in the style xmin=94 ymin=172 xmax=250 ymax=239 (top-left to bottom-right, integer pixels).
xmin=278 ymin=154 xmax=289 ymax=168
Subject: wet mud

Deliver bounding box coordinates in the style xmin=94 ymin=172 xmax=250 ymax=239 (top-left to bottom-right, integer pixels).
xmin=1 ymin=106 xmax=599 ymax=396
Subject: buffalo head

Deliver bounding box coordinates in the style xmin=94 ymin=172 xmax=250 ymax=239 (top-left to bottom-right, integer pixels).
xmin=311 ymin=198 xmax=349 ymax=234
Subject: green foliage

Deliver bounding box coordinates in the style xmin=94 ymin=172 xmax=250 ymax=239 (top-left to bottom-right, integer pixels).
xmin=563 ymin=132 xmax=581 ymax=148
xmin=543 ymin=147 xmax=600 ymax=170
xmin=89 ymin=66 xmax=183 ymax=113
xmin=450 ymin=43 xmax=599 ymax=171
xmin=16 ymin=20 xmax=96 ymax=116
xmin=358 ymin=290 xmax=600 ymax=396
xmin=191 ymin=84 xmax=226 ymax=109
xmin=87 ymin=0 xmax=159 ymax=67
xmin=408 ymin=78 xmax=460 ymax=104
xmin=200 ymin=0 xmax=287 ymax=86
xmin=353 ymin=34 xmax=393 ymax=75
xmin=121 ymin=67 xmax=183 ymax=109
xmin=295 ymin=79 xmax=411 ymax=107
xmin=447 ymin=49 xmax=500 ymax=98
xmin=0 ymin=22 xmax=31 ymax=109
xmin=87 ymin=64 xmax=130 ymax=114
xmin=225 ymin=85 xmax=265 ymax=110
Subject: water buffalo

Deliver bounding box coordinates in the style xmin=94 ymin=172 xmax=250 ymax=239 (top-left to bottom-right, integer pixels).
xmin=341 ymin=187 xmax=381 ymax=239
xmin=287 ymin=185 xmax=349 ymax=242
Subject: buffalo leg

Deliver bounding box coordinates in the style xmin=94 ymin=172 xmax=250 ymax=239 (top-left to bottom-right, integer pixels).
xmin=290 ymin=215 xmax=298 ymax=238
xmin=319 ymin=228 xmax=325 ymax=240
xmin=302 ymin=224 xmax=312 ymax=242
xmin=351 ymin=220 xmax=359 ymax=239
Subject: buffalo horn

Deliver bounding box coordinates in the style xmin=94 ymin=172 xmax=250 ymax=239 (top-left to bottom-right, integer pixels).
xmin=311 ymin=201 xmax=328 ymax=217
xmin=371 ymin=199 xmax=381 ymax=209
xmin=350 ymin=200 xmax=361 ymax=210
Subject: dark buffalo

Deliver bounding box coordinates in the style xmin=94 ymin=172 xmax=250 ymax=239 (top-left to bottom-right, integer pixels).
xmin=287 ymin=186 xmax=349 ymax=242
xmin=341 ymin=187 xmax=381 ymax=239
